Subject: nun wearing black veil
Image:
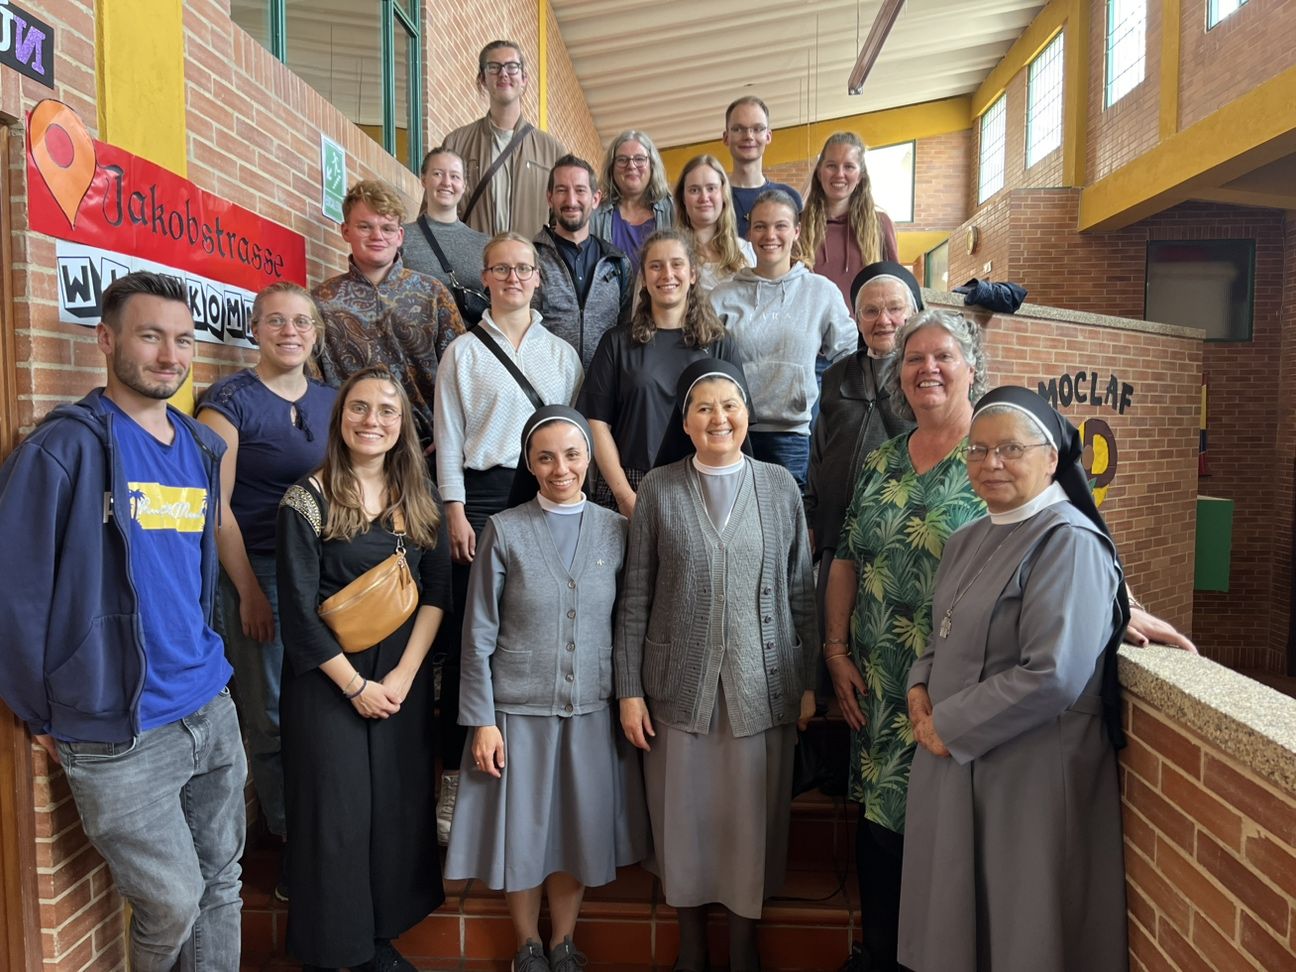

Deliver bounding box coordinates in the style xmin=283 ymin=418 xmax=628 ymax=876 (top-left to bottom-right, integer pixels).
xmin=445 ymin=406 xmax=649 ymax=972
xmin=898 ymin=385 xmax=1129 ymax=972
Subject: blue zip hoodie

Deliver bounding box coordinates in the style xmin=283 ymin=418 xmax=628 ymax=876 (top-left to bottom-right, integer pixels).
xmin=0 ymin=389 xmax=226 ymax=743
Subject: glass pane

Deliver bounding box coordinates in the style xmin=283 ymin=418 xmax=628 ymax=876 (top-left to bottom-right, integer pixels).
xmin=285 ymin=0 xmax=384 ymax=151
xmin=394 ymin=24 xmax=411 ymax=167
xmin=1026 ymin=32 xmax=1064 ymax=167
xmin=229 ymin=0 xmax=271 ymax=51
xmin=1145 ymin=240 xmax=1254 ymax=342
xmin=864 ymin=142 xmax=914 ymax=224
xmin=977 ymin=97 xmax=1007 ymax=203
xmin=395 ymin=0 xmax=417 ymax=22
xmin=1105 ymin=0 xmax=1146 ymax=107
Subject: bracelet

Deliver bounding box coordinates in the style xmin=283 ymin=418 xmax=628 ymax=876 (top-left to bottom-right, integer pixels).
xmin=344 ymin=678 xmax=367 ymax=701
xmin=342 ymin=671 xmax=361 ymax=695
xmin=824 ymin=652 xmax=851 ymax=663
xmin=824 ymin=637 xmax=847 ymax=646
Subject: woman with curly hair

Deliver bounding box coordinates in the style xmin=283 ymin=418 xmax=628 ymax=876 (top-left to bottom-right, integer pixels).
xmin=589 ymin=129 xmax=675 ymax=265
xmin=673 ymin=154 xmax=755 ymax=294
xmin=800 ymin=132 xmax=899 ymax=307
xmin=578 ymin=228 xmax=742 ymax=516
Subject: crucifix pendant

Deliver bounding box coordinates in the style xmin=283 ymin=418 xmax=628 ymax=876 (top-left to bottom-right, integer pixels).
xmin=939 ymin=610 xmax=952 ymax=639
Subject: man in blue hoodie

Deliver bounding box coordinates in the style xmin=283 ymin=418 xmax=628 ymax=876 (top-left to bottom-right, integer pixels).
xmin=0 ymin=272 xmax=245 ymax=971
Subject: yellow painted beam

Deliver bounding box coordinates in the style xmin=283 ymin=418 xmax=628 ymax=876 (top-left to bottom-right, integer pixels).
xmin=1078 ymin=62 xmax=1296 ymax=230
xmin=659 ymin=96 xmax=973 ymax=180
xmin=896 ymin=231 xmax=950 ymax=266
xmin=538 ymin=0 xmax=550 ymax=132
xmin=1062 ymin=0 xmax=1090 ymax=187
xmin=1160 ymin=0 xmax=1182 ymax=139
xmin=97 ymin=0 xmax=194 ymax=411
xmin=970 ymin=0 xmax=1069 ymax=118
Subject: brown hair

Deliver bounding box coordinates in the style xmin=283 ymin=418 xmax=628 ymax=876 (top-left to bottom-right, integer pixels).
xmin=341 ymin=179 xmax=407 ymax=223
xmin=416 ymin=145 xmax=464 ymax=217
xmin=250 ymin=281 xmax=324 ymax=377
xmin=800 ymin=132 xmax=884 ymax=270
xmin=629 ymin=229 xmax=728 ymax=349
xmin=319 ymin=366 xmax=442 ymax=549
xmin=476 ymin=40 xmax=526 ymax=86
xmin=100 ymin=271 xmax=189 ymax=332
xmin=673 ymin=154 xmax=747 ymax=278
xmin=724 ymin=95 xmax=770 ymax=128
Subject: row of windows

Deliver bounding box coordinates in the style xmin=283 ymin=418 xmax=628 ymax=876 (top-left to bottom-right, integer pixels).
xmin=979 ymin=0 xmax=1253 ymax=204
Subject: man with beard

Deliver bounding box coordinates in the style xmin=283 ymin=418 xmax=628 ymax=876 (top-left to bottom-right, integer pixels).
xmin=0 ymin=271 xmax=246 ymax=971
xmin=533 ymin=154 xmax=633 ymax=368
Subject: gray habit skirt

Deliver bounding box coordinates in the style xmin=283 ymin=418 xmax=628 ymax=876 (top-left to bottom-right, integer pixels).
xmin=444 ymin=705 xmax=650 ymax=891
xmin=644 ymin=688 xmax=796 ymax=919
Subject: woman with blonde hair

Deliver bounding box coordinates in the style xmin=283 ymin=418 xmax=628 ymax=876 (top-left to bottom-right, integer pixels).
xmin=590 ymin=129 xmax=675 ymax=264
xmin=277 ymin=365 xmax=451 ymax=971
xmin=673 ymin=153 xmax=755 ymax=293
xmin=800 ymin=131 xmax=899 ymax=307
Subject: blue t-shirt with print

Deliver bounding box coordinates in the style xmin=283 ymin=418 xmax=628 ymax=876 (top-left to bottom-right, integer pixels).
xmin=106 ymin=400 xmax=231 ymax=730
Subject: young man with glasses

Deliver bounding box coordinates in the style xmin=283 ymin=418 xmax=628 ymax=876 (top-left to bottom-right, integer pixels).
xmin=722 ymin=96 xmax=804 ymax=237
xmin=314 ymin=180 xmax=465 ymax=455
xmin=444 ymin=40 xmax=567 ymax=240
xmin=534 ymin=154 xmax=634 ymax=368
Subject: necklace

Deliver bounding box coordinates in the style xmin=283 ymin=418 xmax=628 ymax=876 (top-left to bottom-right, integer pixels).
xmin=938 ymin=521 xmax=1027 ymax=639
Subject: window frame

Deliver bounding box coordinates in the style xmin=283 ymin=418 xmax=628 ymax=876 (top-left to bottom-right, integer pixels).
xmin=243 ymin=0 xmax=423 ymax=172
xmin=1105 ymin=0 xmax=1147 ymax=108
xmin=1207 ymin=0 xmax=1248 ymax=29
xmin=1025 ymin=31 xmax=1064 ymax=168
xmin=977 ymin=95 xmax=1007 ymax=204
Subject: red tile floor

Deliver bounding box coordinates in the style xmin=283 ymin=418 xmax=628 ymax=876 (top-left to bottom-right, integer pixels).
xmin=239 ymin=789 xmax=859 ymax=972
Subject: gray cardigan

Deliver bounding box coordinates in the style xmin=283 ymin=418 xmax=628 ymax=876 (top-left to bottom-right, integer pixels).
xmin=459 ymin=499 xmax=627 ymax=725
xmin=615 ymin=458 xmax=819 ymax=735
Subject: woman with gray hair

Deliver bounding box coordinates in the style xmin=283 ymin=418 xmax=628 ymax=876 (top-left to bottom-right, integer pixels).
xmin=590 ymin=129 xmax=675 ymax=264
xmin=821 ymin=309 xmax=988 ymax=972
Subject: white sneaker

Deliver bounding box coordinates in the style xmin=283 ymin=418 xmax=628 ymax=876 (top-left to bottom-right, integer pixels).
xmin=436 ymin=771 xmax=459 ymax=846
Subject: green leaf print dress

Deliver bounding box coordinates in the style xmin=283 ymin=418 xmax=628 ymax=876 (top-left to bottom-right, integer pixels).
xmin=837 ymin=432 xmax=985 ymax=832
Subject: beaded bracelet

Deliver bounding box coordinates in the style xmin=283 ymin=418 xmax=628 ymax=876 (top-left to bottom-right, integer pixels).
xmin=344 ymin=678 xmax=368 ymax=701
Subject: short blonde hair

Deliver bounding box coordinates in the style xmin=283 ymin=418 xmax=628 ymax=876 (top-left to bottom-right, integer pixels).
xmin=482 ymin=231 xmax=537 ymax=269
xmin=341 ymin=179 xmax=407 ymax=223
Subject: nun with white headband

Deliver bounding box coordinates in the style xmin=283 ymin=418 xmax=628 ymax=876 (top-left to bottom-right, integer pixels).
xmin=445 ymin=405 xmax=649 ymax=972
xmin=617 ymin=358 xmax=818 ymax=972
xmin=898 ymin=385 xmax=1129 ymax=972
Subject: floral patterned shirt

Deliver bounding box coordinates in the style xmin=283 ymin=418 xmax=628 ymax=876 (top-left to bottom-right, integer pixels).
xmin=837 ymin=432 xmax=985 ymax=832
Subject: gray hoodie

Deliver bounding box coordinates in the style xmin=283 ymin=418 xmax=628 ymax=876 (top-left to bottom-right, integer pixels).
xmin=709 ymin=263 xmax=855 ymax=434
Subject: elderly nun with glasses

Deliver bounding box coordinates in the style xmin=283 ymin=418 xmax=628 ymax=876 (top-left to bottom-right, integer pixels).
xmin=897 ymin=385 xmax=1130 ymax=972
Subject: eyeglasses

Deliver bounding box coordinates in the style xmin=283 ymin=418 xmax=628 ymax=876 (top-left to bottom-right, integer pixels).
xmin=966 ymin=442 xmax=1051 ymax=463
xmin=486 ymin=263 xmax=538 ymax=280
xmin=614 ymin=155 xmax=650 ymax=169
xmin=485 ymin=61 xmax=523 ymax=77
xmin=258 ymin=314 xmax=316 ymax=332
xmin=351 ymin=221 xmax=402 ymax=238
xmin=345 ymin=401 xmax=402 ymax=426
xmin=728 ymin=124 xmax=769 ymax=137
xmin=857 ymin=303 xmax=910 ymax=321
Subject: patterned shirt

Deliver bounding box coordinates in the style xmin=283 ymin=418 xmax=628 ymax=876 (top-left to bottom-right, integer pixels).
xmin=837 ymin=433 xmax=985 ymax=832
xmin=313 ymin=253 xmax=464 ymax=448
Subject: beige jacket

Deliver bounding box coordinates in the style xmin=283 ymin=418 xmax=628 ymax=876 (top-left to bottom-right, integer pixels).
xmin=443 ymin=114 xmax=565 ymax=240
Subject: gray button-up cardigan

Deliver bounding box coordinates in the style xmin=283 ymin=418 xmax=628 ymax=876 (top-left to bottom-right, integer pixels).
xmin=615 ymin=458 xmax=819 ymax=736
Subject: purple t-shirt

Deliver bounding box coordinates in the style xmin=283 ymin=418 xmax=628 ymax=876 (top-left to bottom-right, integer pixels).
xmin=608 ymin=209 xmax=658 ymax=266
xmin=199 ymin=370 xmax=337 ymax=554
xmin=104 ymin=399 xmax=232 ymax=730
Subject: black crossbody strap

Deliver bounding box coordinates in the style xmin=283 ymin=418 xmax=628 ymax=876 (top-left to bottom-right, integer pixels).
xmin=415 ymin=217 xmax=463 ymax=287
xmin=470 ymin=324 xmax=545 ymax=411
xmin=462 ymin=121 xmax=535 ymax=223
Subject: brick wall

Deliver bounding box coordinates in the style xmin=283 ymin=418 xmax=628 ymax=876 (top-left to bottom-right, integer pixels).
xmin=1270 ymin=218 xmax=1296 ymax=676
xmin=1120 ymin=686 xmax=1296 ymax=971
xmin=1177 ymin=0 xmax=1296 ymax=130
xmin=927 ymin=297 xmax=1201 ymax=631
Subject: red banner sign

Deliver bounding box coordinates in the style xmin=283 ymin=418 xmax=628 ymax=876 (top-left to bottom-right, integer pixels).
xmin=26 ymin=99 xmax=306 ymax=291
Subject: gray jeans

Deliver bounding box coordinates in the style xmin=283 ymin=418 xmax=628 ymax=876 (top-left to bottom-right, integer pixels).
xmin=57 ymin=689 xmax=247 ymax=971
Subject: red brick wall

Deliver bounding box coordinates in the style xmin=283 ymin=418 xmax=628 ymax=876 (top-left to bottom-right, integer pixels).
xmin=1120 ymin=689 xmax=1296 ymax=971
xmin=1271 ymin=217 xmax=1296 ymax=676
xmin=1177 ymin=0 xmax=1296 ymax=130
xmin=1086 ymin=0 xmax=1162 ymax=183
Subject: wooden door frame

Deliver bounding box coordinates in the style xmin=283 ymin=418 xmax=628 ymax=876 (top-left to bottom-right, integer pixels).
xmin=0 ymin=118 xmax=43 ymax=971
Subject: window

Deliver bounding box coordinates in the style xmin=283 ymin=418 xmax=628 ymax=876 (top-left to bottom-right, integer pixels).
xmin=1026 ymin=32 xmax=1064 ymax=167
xmin=1106 ymin=0 xmax=1146 ymax=107
xmin=1145 ymin=240 xmax=1255 ymax=342
xmin=1208 ymin=0 xmax=1248 ymax=28
xmin=231 ymin=0 xmax=423 ymax=171
xmin=864 ymin=141 xmax=914 ymax=223
xmin=977 ymin=96 xmax=1006 ymax=203
xmin=924 ymin=240 xmax=949 ymax=292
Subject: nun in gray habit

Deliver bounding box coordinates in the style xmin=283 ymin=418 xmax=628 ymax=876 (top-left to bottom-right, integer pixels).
xmin=898 ymin=385 xmax=1130 ymax=972
xmin=445 ymin=405 xmax=649 ymax=971
xmin=617 ymin=358 xmax=818 ymax=972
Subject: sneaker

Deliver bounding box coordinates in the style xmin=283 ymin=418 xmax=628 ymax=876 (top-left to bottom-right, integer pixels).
xmin=512 ymin=939 xmax=549 ymax=972
xmin=549 ymin=936 xmax=588 ymax=972
xmin=436 ymin=771 xmax=460 ymax=846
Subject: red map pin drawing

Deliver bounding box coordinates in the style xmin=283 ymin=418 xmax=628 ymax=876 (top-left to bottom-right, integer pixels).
xmin=29 ymin=100 xmax=96 ymax=230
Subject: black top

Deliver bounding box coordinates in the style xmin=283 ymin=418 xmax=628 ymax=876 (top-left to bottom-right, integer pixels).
xmin=552 ymin=231 xmax=600 ymax=306
xmin=578 ymin=325 xmax=742 ymax=472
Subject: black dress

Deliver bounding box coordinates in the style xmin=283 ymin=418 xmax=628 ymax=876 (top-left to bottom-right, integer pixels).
xmin=276 ymin=479 xmax=451 ymax=968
